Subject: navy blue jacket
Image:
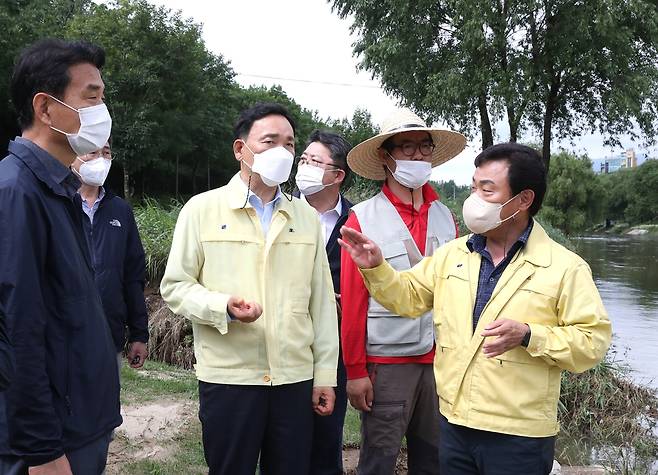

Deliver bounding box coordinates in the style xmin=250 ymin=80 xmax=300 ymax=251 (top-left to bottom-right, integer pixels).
xmin=0 ymin=139 xmax=121 ymax=466
xmin=0 ymin=306 xmax=11 ymax=391
xmin=326 ymin=194 xmax=352 ymax=293
xmin=76 ymin=191 xmax=149 ymax=351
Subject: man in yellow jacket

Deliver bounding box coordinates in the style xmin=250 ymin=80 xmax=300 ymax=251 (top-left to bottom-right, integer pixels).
xmin=339 ymin=142 xmax=611 ymax=475
xmin=161 ymin=103 xmax=339 ymax=475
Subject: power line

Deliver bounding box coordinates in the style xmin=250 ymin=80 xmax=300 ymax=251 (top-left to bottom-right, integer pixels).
xmin=235 ymin=72 xmax=381 ymax=89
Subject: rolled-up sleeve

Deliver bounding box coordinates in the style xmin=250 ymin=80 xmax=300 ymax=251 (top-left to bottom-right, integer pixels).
xmin=160 ymin=200 xmax=231 ymax=334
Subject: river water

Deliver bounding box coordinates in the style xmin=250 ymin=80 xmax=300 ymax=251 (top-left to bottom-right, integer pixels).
xmin=574 ymin=234 xmax=658 ymax=389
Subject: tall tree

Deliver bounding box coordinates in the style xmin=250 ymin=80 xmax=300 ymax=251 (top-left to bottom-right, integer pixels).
xmin=331 ymin=0 xmax=658 ymax=169
xmin=66 ymin=0 xmax=237 ymax=199
xmin=0 ymin=0 xmax=93 ymax=156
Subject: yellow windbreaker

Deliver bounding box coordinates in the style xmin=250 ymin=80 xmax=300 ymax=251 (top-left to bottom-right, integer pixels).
xmin=161 ymin=174 xmax=338 ymax=387
xmin=361 ymin=221 xmax=611 ymax=437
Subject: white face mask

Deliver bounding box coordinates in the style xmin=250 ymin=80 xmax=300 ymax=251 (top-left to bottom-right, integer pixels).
xmin=243 ymin=143 xmax=294 ymax=187
xmin=462 ymin=192 xmax=521 ymax=234
xmin=295 ymin=163 xmax=330 ymax=196
xmin=73 ymin=156 xmax=112 ymax=187
xmin=387 ymin=154 xmax=432 ymax=189
xmin=48 ymin=95 xmax=112 ymax=156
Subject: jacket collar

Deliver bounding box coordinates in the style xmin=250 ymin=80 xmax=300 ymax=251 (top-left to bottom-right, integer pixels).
xmin=458 ymin=219 xmax=552 ymax=268
xmin=8 ymin=138 xmax=81 ymax=199
xmin=226 ymin=173 xmax=292 ymax=218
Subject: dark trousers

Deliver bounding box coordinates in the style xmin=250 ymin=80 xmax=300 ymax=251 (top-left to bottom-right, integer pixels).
xmin=310 ymin=350 xmax=347 ymax=475
xmin=439 ymin=415 xmax=555 ymax=475
xmin=358 ymin=363 xmax=440 ymax=475
xmin=199 ymin=379 xmax=314 ymax=475
xmin=0 ymin=431 xmax=112 ymax=475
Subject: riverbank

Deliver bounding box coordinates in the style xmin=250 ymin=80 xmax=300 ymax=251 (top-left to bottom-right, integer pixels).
xmin=108 ymin=362 xmax=613 ymax=475
xmin=135 ymin=293 xmax=658 ymax=473
xmin=590 ymin=223 xmax=658 ymax=235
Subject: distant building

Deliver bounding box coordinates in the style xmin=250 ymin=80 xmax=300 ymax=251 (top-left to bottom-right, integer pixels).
xmin=593 ymin=148 xmax=638 ymax=174
xmin=622 ymin=149 xmax=637 ymax=169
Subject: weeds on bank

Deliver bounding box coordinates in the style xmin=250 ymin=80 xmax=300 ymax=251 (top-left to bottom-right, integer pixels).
xmin=557 ymin=351 xmax=658 ymax=473
xmin=133 ymin=198 xmax=181 ymax=287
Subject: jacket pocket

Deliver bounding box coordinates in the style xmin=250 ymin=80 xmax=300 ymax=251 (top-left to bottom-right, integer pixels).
xmin=367 ymin=314 xmax=421 ymax=345
xmin=471 ymin=348 xmax=552 ymax=421
xmin=435 ymin=333 xmax=459 ymax=407
xmin=287 ymin=299 xmax=315 ymax=358
xmin=381 ymin=241 xmax=411 ymax=271
xmin=365 ymin=400 xmax=406 ymax=448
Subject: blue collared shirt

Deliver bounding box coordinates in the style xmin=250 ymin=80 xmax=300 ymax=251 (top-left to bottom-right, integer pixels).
xmin=247 ymin=187 xmax=283 ymax=236
xmin=467 ymin=220 xmax=534 ymax=331
xmin=80 ymin=187 xmax=105 ymax=224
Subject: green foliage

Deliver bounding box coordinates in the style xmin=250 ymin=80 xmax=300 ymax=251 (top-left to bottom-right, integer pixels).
xmin=539 ymin=150 xmax=605 ymax=235
xmin=431 ymin=180 xmax=470 ymax=235
xmin=0 ymin=0 xmax=377 ymax=199
xmin=331 ymin=0 xmax=658 ymax=165
xmin=534 ymin=149 xmax=658 ymax=234
xmin=133 ymin=198 xmax=181 ymax=287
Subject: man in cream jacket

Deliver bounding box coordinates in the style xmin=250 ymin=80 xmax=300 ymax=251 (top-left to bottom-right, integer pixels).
xmin=161 ymin=103 xmax=338 ymax=475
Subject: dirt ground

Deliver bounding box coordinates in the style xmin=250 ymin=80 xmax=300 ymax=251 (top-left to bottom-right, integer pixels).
xmin=105 ymin=399 xmax=197 ymax=474
xmin=106 ymin=396 xmax=411 ymax=474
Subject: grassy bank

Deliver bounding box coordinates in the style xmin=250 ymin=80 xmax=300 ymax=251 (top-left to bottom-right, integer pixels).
xmin=113 ymin=357 xmax=657 ymax=474
xmin=134 ymin=199 xmax=657 ymax=473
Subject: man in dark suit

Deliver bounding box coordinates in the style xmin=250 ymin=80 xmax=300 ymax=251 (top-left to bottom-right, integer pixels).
xmin=295 ymin=130 xmax=352 ymax=475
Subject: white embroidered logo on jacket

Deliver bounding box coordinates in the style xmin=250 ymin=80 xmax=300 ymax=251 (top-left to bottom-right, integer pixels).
xmin=109 ymin=219 xmax=122 ymax=227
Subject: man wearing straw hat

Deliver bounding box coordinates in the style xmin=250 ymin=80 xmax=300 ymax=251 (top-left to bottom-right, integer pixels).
xmin=340 ymin=108 xmax=466 ymax=473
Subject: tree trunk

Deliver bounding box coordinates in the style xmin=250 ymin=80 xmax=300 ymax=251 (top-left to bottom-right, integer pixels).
xmin=122 ymin=160 xmax=131 ymax=202
xmin=542 ymin=74 xmax=561 ymax=172
xmin=207 ymin=158 xmax=211 ymax=191
xmin=478 ymin=93 xmax=494 ymax=149
xmin=508 ymin=107 xmax=519 ymax=142
xmin=175 ymin=154 xmax=180 ymax=198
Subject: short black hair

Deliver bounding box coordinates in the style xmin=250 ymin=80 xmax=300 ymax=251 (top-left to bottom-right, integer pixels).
xmin=233 ymin=103 xmax=297 ymax=140
xmin=11 ymin=38 xmax=106 ymax=130
xmin=306 ymin=129 xmax=352 ymax=183
xmin=474 ymin=143 xmax=547 ymax=216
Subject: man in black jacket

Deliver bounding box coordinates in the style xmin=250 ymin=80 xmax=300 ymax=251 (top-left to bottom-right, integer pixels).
xmin=73 ymin=141 xmax=149 ymax=371
xmin=295 ymin=130 xmax=352 ymax=475
xmin=0 ymin=39 xmax=121 ymax=474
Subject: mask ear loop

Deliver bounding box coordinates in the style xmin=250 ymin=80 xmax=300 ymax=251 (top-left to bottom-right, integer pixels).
xmin=239 ymin=140 xmax=253 ymax=210
xmin=240 ymin=169 xmax=252 ymax=210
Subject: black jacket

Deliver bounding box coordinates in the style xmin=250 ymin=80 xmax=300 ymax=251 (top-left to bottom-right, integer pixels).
xmin=76 ymin=190 xmax=149 ymax=351
xmin=0 ymin=139 xmax=121 ymax=465
xmin=293 ymin=191 xmax=352 ymax=293
xmin=326 ymin=194 xmax=352 ymax=293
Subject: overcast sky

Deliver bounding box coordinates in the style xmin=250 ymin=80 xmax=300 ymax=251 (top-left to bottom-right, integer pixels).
xmin=147 ymin=0 xmax=654 ymax=184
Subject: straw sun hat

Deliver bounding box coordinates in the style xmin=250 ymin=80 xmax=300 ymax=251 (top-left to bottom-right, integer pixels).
xmin=347 ymin=108 xmax=467 ymax=180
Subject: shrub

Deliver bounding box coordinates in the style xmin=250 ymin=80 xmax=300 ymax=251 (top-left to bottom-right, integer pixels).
xmin=133 ymin=198 xmax=181 ymax=287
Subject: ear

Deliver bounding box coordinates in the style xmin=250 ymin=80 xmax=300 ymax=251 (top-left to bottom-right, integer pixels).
xmin=378 ymin=148 xmax=395 ymax=172
xmin=233 ymin=139 xmax=245 ymax=162
xmin=32 ymin=93 xmax=52 ymax=126
xmin=518 ymin=189 xmax=535 ymax=212
xmin=333 ymin=169 xmax=346 ymax=186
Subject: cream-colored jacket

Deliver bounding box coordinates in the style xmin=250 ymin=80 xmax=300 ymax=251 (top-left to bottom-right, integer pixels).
xmin=361 ymin=221 xmax=611 ymax=437
xmin=161 ymin=174 xmax=338 ymax=387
